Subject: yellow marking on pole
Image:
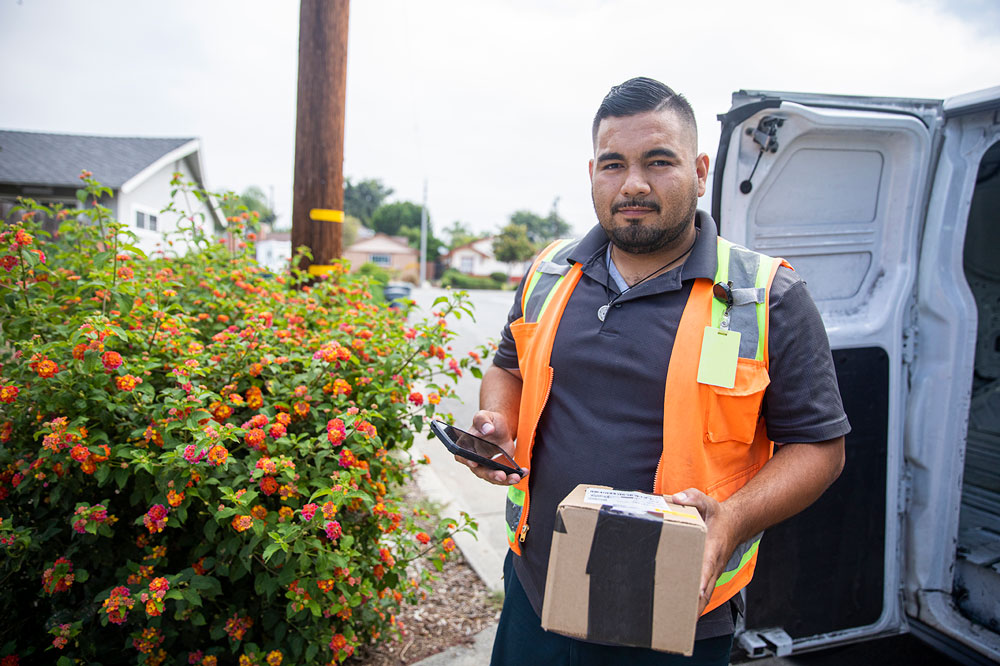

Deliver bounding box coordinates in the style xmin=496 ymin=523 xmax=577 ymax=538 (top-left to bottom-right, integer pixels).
xmin=309 ymin=208 xmax=344 ymax=223
xmin=308 ymin=264 xmax=337 ymax=276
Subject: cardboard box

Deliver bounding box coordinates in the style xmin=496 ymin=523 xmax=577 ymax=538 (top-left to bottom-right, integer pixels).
xmin=540 ymin=484 xmax=706 ymax=655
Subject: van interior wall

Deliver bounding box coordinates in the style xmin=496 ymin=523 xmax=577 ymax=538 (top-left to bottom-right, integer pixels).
xmin=957 ymin=139 xmax=1000 ymax=632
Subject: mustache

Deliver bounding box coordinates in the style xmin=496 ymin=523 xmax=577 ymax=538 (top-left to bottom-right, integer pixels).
xmin=611 ymin=199 xmax=661 ymax=214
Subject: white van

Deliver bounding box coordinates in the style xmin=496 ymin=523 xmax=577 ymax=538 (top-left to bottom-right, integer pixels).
xmin=713 ymin=86 xmax=1000 ymax=664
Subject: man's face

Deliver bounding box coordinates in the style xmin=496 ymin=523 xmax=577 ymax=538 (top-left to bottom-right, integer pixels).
xmin=589 ymin=109 xmax=709 ymax=254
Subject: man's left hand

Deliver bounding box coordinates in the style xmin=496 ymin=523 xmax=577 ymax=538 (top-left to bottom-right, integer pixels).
xmin=671 ymin=488 xmax=737 ymax=617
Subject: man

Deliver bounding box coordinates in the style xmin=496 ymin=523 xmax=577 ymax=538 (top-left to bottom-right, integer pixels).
xmin=457 ymin=77 xmax=849 ymax=665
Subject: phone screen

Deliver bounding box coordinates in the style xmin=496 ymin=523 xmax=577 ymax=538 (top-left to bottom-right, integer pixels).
xmin=431 ymin=421 xmax=521 ymax=474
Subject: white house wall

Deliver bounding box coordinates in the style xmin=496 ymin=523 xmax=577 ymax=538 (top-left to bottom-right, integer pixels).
xmin=116 ymin=157 xmax=215 ymax=257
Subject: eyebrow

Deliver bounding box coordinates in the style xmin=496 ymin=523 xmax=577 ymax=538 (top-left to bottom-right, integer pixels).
xmin=595 ymin=148 xmax=680 ymax=163
xmin=643 ymin=148 xmax=679 ymax=160
xmin=595 ymin=151 xmax=625 ymax=163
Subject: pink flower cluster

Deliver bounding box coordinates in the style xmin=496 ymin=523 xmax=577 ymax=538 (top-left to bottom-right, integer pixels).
xmin=183 ymin=444 xmax=207 ymax=464
xmin=300 ymin=503 xmax=318 ymax=522
xmin=102 ymin=585 xmax=135 ymax=625
xmin=324 ymin=520 xmax=342 ymax=541
xmin=41 ymin=557 xmax=74 ymax=594
xmin=326 ymin=418 xmax=346 ymax=446
xmin=140 ymin=576 xmax=170 ymax=617
xmin=71 ymin=503 xmax=110 ymax=534
xmin=143 ymin=504 xmax=169 ymax=533
xmin=51 ymin=622 xmax=73 ymax=649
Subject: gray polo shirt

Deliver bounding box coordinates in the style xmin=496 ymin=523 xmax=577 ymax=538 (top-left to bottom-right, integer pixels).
xmin=492 ymin=211 xmax=851 ymax=640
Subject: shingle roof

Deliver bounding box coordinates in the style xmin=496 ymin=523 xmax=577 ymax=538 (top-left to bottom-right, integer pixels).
xmin=0 ymin=130 xmax=195 ymax=189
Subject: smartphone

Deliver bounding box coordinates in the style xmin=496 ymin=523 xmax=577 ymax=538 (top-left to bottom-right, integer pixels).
xmin=429 ymin=420 xmax=524 ymax=476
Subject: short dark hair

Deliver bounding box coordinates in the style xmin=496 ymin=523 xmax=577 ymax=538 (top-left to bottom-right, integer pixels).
xmin=592 ymin=77 xmax=697 ymax=146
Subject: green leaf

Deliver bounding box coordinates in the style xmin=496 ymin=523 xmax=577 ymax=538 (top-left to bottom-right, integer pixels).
xmin=306 ymin=643 xmax=319 ymax=663
xmin=262 ymin=543 xmax=281 ymax=562
xmin=471 ymin=366 xmax=483 ymax=379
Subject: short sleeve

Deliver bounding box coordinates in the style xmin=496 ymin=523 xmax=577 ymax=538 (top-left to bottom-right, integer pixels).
xmin=763 ymin=267 xmax=851 ymax=444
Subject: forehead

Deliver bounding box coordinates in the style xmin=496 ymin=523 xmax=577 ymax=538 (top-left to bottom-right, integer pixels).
xmin=593 ymin=109 xmax=695 ymax=157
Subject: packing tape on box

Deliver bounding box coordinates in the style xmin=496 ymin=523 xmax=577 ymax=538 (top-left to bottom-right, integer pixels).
xmin=585 ymin=505 xmax=661 ymax=647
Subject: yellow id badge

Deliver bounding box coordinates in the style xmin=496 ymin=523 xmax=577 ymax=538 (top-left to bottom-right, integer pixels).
xmin=697 ymin=327 xmax=741 ymax=388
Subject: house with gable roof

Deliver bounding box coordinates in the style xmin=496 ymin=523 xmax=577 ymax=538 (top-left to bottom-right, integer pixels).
xmin=442 ymin=236 xmax=529 ymax=282
xmin=0 ymin=129 xmax=221 ymax=255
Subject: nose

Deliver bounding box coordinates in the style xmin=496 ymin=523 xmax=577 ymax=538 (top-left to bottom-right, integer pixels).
xmin=620 ymin=166 xmax=650 ymax=198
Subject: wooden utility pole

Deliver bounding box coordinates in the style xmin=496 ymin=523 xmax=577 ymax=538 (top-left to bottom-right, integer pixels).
xmin=291 ymin=0 xmax=349 ymax=275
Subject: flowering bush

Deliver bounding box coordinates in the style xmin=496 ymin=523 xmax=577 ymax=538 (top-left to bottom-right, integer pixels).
xmin=0 ymin=173 xmax=486 ymax=664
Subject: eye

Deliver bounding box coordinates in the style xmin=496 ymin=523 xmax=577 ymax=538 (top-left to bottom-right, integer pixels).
xmin=649 ymin=159 xmax=672 ymax=167
xmin=601 ymin=162 xmax=623 ymax=170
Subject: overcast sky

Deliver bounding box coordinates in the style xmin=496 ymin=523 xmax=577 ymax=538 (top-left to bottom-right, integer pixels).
xmin=1 ymin=0 xmax=998 ymax=239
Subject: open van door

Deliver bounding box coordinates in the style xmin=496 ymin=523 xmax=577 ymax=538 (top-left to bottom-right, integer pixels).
xmin=905 ymin=87 xmax=1000 ymax=663
xmin=713 ymin=87 xmax=1000 ymax=662
xmin=712 ymin=91 xmax=936 ymax=657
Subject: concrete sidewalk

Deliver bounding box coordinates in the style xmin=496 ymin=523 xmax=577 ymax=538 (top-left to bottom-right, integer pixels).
xmin=409 ymin=414 xmax=507 ymax=665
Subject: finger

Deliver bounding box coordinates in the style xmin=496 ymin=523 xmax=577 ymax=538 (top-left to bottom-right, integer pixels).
xmin=671 ymin=488 xmax=712 ymax=517
xmin=471 ymin=411 xmax=496 ymax=436
xmin=453 ymin=453 xmax=480 ymax=469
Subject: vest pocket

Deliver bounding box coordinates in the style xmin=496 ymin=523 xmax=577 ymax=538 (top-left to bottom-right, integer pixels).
xmin=509 ymin=318 xmax=538 ymax=370
xmin=704 ymin=360 xmax=770 ymax=444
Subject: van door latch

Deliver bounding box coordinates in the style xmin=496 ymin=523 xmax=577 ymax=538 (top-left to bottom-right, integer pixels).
xmin=737 ymin=627 xmax=793 ymax=658
xmin=740 ymin=115 xmax=784 ymax=194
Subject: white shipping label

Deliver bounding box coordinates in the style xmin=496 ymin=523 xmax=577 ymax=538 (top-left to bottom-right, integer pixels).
xmin=583 ymin=488 xmax=669 ymax=515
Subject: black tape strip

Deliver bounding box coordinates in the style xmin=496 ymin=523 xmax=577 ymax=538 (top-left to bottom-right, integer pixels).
xmin=585 ymin=506 xmax=661 ymax=647
xmin=553 ymin=511 xmax=567 ymax=534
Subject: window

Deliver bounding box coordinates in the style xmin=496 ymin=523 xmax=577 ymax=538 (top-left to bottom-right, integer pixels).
xmin=460 ymin=256 xmax=475 ymax=273
xmin=370 ymin=254 xmax=391 ymax=266
xmin=135 ymin=210 xmax=158 ymax=232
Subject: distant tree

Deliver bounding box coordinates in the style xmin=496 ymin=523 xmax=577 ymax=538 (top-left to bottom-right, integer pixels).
xmin=370 ymin=201 xmax=422 ymax=237
xmin=235 ymin=185 xmax=277 ymax=229
xmin=509 ymin=202 xmax=571 ymax=245
xmin=342 ymin=214 xmax=362 ymax=249
xmin=443 ymin=220 xmax=486 ymax=250
xmin=344 ymin=178 xmax=393 ymax=227
xmin=493 ymin=223 xmax=536 ymax=271
xmin=371 ymin=201 xmax=444 ymax=260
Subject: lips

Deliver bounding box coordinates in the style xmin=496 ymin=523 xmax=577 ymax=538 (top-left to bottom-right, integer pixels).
xmin=612 ymin=199 xmax=660 ymax=215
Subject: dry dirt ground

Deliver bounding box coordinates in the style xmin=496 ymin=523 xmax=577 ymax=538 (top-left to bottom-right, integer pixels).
xmin=348 ymin=483 xmax=502 ymax=665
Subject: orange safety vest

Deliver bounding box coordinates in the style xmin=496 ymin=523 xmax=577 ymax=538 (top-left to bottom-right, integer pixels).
xmin=504 ymin=235 xmax=789 ymax=615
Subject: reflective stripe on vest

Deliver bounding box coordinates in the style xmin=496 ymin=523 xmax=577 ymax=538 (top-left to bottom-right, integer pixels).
xmin=521 ymin=239 xmax=581 ymax=323
xmin=711 ymin=239 xmax=770 ymax=360
xmin=702 ymin=238 xmax=773 ymax=609
xmin=505 ymin=239 xmax=582 ymax=549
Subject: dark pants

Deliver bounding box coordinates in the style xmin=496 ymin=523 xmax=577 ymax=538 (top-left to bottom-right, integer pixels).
xmin=491 ymin=551 xmax=733 ymax=666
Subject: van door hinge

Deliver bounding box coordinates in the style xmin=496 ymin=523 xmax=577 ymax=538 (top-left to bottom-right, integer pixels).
xmin=740 ymin=115 xmax=784 ymax=194
xmin=902 ymin=325 xmax=917 ymax=367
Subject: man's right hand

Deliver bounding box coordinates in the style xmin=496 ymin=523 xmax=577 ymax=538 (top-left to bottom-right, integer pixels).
xmin=454 ymin=410 xmax=525 ymax=486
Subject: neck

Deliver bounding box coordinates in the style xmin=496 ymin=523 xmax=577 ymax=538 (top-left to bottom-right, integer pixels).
xmin=611 ymin=226 xmax=698 ymax=287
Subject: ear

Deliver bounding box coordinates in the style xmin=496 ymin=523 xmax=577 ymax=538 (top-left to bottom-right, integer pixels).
xmin=588 ymin=158 xmax=595 ymax=180
xmin=695 ymin=153 xmax=710 ymax=197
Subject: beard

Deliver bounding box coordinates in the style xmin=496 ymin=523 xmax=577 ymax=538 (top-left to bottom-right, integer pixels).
xmin=595 ymin=190 xmax=699 ymax=255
